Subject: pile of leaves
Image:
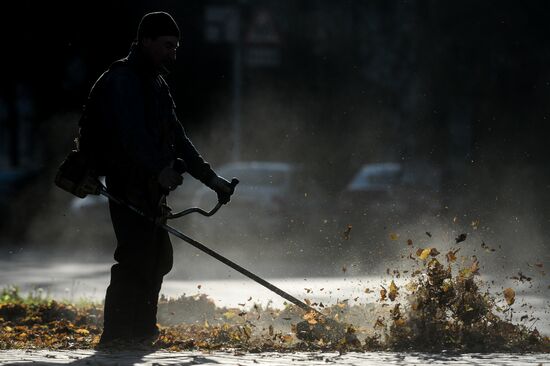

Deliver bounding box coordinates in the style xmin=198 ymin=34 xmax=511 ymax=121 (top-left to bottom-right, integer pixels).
xmin=1 ymin=242 xmax=549 ymax=352
xmin=0 ymin=287 xmax=102 ymax=349
xmin=381 ymin=252 xmax=547 ymax=352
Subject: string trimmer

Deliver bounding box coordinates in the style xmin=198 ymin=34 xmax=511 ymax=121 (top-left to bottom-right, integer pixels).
xmin=55 ymin=152 xmax=355 ymax=343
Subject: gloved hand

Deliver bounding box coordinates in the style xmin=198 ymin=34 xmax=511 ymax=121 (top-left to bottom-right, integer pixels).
xmin=155 ymin=202 xmax=172 ymax=225
xmin=158 ymin=165 xmax=183 ymax=191
xmin=208 ymin=175 xmax=235 ymax=204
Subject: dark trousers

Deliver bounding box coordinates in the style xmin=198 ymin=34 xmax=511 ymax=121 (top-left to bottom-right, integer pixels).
xmin=101 ymin=196 xmax=173 ymax=341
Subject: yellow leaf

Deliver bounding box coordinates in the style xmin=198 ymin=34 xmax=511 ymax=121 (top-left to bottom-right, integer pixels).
xmin=503 ymin=288 xmax=515 ymax=305
xmin=459 ymin=268 xmax=471 ymax=278
xmin=419 ymin=248 xmax=431 ymax=260
xmin=389 ymin=233 xmax=400 ymax=241
xmin=4 ymin=326 xmax=13 ymax=332
xmin=223 ymin=311 xmax=237 ymax=319
xmin=75 ymin=328 xmax=89 ymax=336
xmin=389 ymin=280 xmax=399 ymax=301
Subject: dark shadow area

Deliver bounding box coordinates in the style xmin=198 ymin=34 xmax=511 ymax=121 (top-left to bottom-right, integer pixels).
xmin=0 ymin=349 xmax=221 ymax=366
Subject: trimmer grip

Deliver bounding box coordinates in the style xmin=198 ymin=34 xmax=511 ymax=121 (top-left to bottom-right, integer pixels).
xmin=173 ymin=158 xmax=187 ymax=174
xmin=230 ymin=178 xmax=239 ymax=189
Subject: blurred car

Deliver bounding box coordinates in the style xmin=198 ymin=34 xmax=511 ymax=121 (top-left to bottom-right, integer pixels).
xmin=338 ymin=161 xmax=442 ymax=223
xmin=193 ymin=161 xmax=299 ymax=210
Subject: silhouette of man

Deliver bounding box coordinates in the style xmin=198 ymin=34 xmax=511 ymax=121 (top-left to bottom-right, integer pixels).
xmin=78 ymin=11 xmax=234 ymax=347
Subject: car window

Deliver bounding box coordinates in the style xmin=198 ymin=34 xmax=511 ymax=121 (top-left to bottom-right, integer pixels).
xmin=367 ymin=170 xmax=401 ymax=186
xmin=349 ymin=165 xmax=401 ymax=190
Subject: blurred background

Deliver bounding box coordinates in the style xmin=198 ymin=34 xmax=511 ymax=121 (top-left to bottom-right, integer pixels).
xmin=1 ymin=0 xmax=549 ymax=283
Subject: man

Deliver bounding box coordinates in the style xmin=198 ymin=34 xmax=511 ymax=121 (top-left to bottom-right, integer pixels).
xmin=78 ymin=12 xmax=235 ymax=347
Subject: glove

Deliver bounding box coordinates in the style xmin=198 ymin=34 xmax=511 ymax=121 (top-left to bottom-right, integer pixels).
xmin=208 ymin=175 xmax=234 ymax=204
xmin=155 ymin=203 xmax=172 ymax=225
xmin=158 ymin=165 xmax=183 ymax=191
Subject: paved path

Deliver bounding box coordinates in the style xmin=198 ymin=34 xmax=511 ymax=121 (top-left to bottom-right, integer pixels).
xmin=1 ymin=350 xmax=550 ymax=366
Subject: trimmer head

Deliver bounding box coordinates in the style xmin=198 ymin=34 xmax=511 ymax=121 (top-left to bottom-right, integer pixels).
xmin=296 ymin=316 xmax=359 ymax=345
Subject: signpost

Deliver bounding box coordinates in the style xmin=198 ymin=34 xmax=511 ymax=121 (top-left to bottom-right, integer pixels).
xmin=205 ymin=5 xmax=282 ymax=161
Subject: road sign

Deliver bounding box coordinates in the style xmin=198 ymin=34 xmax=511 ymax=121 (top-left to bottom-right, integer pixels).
xmin=244 ymin=9 xmax=281 ymax=68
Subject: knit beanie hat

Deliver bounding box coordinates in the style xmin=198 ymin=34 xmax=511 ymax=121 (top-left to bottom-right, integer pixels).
xmin=137 ymin=11 xmax=180 ymax=41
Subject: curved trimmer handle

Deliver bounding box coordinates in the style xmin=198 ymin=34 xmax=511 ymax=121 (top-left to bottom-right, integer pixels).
xmin=167 ymin=178 xmax=239 ymax=219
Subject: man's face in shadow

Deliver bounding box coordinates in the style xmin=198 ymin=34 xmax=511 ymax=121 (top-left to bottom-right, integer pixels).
xmin=142 ymin=35 xmax=179 ymax=72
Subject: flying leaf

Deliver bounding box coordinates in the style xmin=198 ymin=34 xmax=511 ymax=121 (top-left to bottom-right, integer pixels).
xmin=343 ymin=225 xmax=352 ymax=240
xmin=419 ymin=248 xmax=432 ymax=260
xmin=374 ymin=317 xmax=385 ymax=328
xmin=503 ymin=288 xmax=515 ymax=306
xmin=389 ymin=233 xmax=400 ymax=241
xmin=446 ymin=248 xmax=460 ymax=263
xmin=455 ymin=233 xmax=467 ymax=243
xmin=481 ymin=241 xmax=496 ymax=252
xmin=380 ymin=286 xmax=387 ymax=301
xmin=510 ymin=272 xmax=532 ymax=282
xmin=389 ymin=280 xmax=399 ymax=301
xmin=470 ymin=256 xmax=480 ymax=275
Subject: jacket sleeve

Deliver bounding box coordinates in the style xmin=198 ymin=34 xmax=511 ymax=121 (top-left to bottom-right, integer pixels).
xmin=172 ymin=112 xmax=216 ymax=186
xmin=99 ymin=69 xmax=166 ymax=177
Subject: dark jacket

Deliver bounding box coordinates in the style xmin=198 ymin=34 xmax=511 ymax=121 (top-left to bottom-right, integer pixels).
xmin=79 ymin=44 xmax=215 ymax=210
